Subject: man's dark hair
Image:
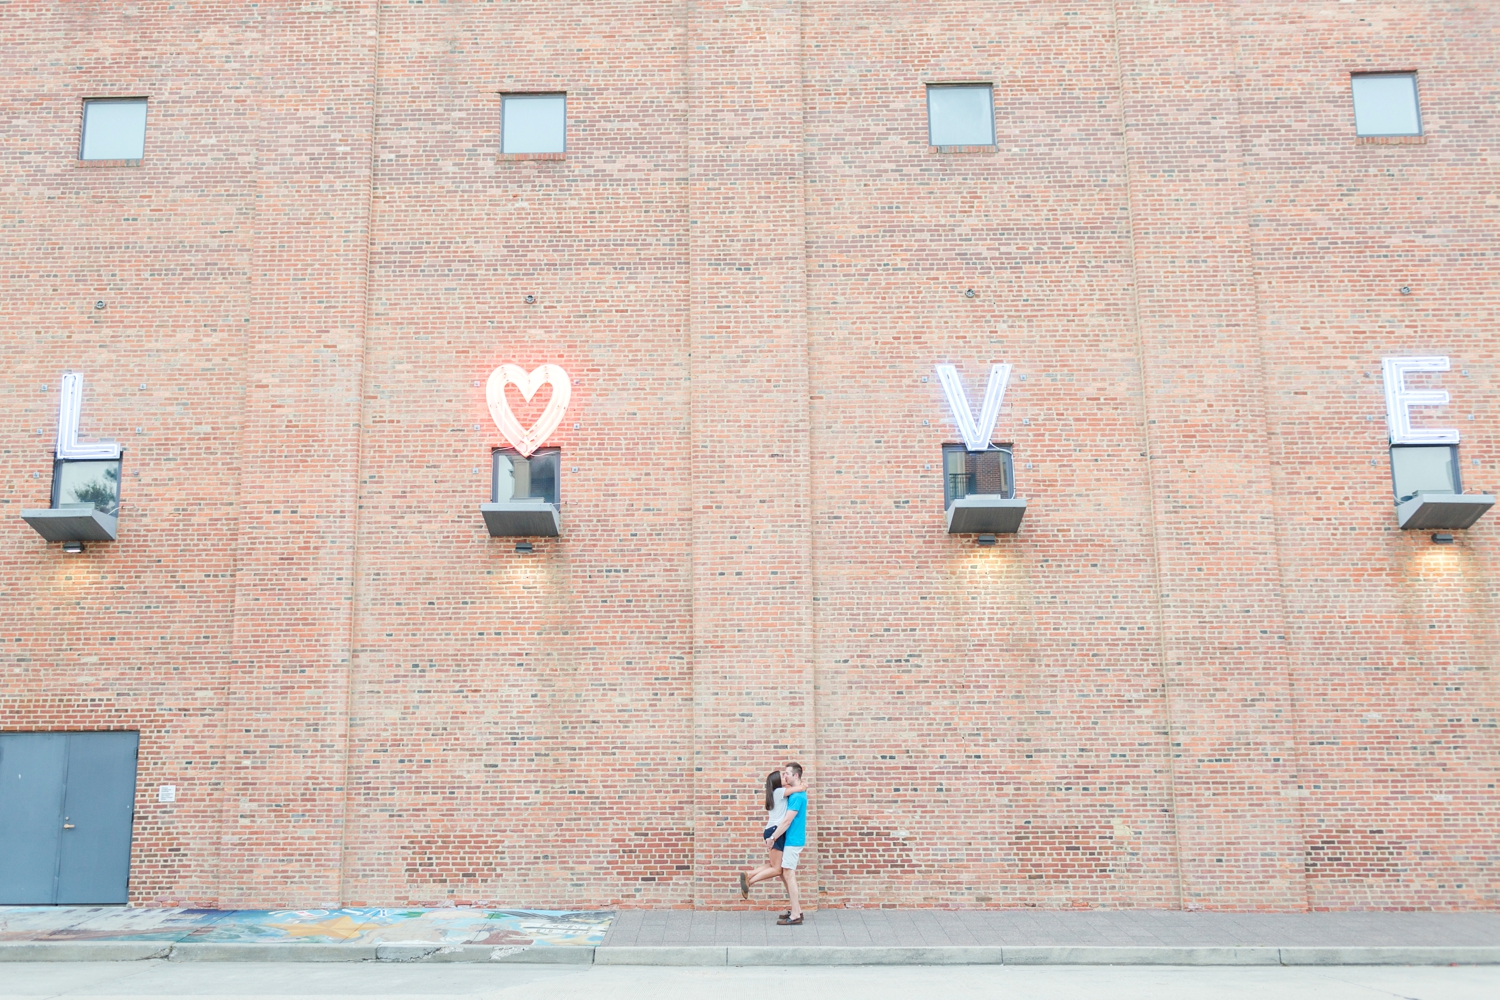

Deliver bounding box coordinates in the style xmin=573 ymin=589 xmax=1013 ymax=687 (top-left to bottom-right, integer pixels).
xmin=785 ymin=761 xmax=803 ymax=779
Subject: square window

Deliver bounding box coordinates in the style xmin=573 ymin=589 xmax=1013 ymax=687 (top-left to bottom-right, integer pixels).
xmin=80 ymin=98 xmax=148 ymax=160
xmin=943 ymin=444 xmax=1013 ymax=508
xmin=927 ymin=84 xmax=994 ymax=147
xmin=493 ymin=447 xmax=559 ymax=505
xmin=502 ymin=93 xmax=566 ymax=154
xmin=52 ymin=458 xmax=122 ymax=516
xmin=1351 ymin=73 xmax=1422 ymax=137
xmin=1390 ymin=444 xmax=1459 ymax=502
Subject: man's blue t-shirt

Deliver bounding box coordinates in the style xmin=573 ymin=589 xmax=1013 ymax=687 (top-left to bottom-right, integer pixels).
xmin=785 ymin=790 xmax=808 ymax=847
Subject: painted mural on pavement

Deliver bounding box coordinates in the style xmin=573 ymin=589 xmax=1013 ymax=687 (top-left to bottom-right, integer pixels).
xmin=0 ymin=906 xmax=612 ymax=947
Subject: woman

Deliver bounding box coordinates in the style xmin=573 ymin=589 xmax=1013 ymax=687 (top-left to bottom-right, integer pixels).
xmin=739 ymin=769 xmax=787 ymax=899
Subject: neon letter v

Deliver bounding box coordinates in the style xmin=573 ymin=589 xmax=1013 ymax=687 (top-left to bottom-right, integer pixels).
xmin=935 ymin=363 xmax=1011 ymax=452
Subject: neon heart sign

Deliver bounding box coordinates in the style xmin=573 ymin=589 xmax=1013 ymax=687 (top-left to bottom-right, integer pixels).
xmin=486 ymin=363 xmax=572 ymax=457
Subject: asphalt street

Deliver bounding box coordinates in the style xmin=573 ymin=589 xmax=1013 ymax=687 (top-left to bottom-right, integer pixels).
xmin=2 ymin=961 xmax=1497 ymax=999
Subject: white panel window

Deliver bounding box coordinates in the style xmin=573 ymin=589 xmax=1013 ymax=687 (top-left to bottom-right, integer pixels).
xmin=1351 ymin=73 xmax=1422 ymax=137
xmin=927 ymin=84 xmax=994 ymax=147
xmin=80 ymin=98 xmax=148 ymax=160
xmin=502 ymin=93 xmax=566 ymax=154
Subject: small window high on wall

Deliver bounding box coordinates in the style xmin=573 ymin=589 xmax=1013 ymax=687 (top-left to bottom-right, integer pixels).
xmin=927 ymin=84 xmax=994 ymax=147
xmin=502 ymin=93 xmax=566 ymax=154
xmin=80 ymin=99 xmax=148 ymax=160
xmin=1351 ymin=73 xmax=1422 ymax=137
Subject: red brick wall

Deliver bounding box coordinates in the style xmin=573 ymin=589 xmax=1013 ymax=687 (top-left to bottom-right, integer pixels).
xmin=1 ymin=1 xmax=1494 ymax=911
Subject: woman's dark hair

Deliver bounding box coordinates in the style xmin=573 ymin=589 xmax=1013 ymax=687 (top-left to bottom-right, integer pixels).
xmin=764 ymin=770 xmax=783 ymax=811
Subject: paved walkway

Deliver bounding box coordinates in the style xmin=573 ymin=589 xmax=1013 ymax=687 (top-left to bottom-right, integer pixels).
xmin=2 ymin=906 xmax=1497 ymax=965
xmin=602 ymin=907 xmax=1500 ymax=948
xmin=0 ymin=906 xmax=607 ymax=953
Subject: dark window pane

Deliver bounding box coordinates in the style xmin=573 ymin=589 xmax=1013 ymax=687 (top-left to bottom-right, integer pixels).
xmin=53 ymin=459 xmax=121 ymax=515
xmin=493 ymin=448 xmax=560 ymax=505
xmin=942 ymin=444 xmax=1013 ymax=507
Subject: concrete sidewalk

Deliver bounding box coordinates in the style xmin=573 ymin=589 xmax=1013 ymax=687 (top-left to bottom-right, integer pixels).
xmin=1 ymin=906 xmax=1496 ymax=966
xmin=598 ymin=908 xmax=1500 ymax=966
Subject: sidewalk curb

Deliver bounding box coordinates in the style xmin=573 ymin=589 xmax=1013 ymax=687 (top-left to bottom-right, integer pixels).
xmin=3 ymin=941 xmax=1499 ymax=965
xmin=169 ymin=943 xmax=380 ymax=962
xmin=0 ymin=942 xmax=172 ymax=962
xmin=727 ymin=946 xmax=1008 ymax=965
xmin=372 ymin=944 xmax=594 ymax=964
xmin=1002 ymin=947 xmax=1280 ymax=966
xmin=594 ymin=946 xmax=723 ymax=966
xmin=1277 ymin=947 xmax=1500 ymax=966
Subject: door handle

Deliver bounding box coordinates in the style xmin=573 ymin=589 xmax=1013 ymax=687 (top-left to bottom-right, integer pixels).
xmin=63 ymin=823 xmax=75 ymax=830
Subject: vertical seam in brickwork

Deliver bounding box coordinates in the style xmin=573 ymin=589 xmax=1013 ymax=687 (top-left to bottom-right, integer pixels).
xmin=1227 ymin=6 xmax=1310 ymax=909
xmin=337 ymin=0 xmax=382 ymax=908
xmin=797 ymin=0 xmax=820 ymax=907
xmin=684 ymin=0 xmax=699 ymax=897
xmin=217 ymin=5 xmax=267 ymax=908
xmin=1108 ymin=0 xmax=1184 ymax=911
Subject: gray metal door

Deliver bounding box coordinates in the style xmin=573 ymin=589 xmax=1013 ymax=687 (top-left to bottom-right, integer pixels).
xmin=0 ymin=733 xmax=68 ymax=903
xmin=0 ymin=731 xmax=139 ymax=904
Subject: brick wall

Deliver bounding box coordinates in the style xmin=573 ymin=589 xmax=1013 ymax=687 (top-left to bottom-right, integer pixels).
xmin=1 ymin=1 xmax=1494 ymax=911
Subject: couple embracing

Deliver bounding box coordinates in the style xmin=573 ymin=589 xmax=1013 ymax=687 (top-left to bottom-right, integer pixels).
xmin=738 ymin=761 xmax=808 ymax=926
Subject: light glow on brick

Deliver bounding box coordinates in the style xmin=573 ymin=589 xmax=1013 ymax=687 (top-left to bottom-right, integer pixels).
xmin=55 ymin=372 xmax=121 ymax=460
xmin=1382 ymin=356 xmax=1458 ymax=445
xmin=936 ymin=362 xmax=1011 ymax=451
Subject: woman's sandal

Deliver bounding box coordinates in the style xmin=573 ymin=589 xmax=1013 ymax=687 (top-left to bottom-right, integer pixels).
xmin=739 ymin=873 xmax=749 ymax=899
xmin=776 ymin=914 xmax=803 ymax=926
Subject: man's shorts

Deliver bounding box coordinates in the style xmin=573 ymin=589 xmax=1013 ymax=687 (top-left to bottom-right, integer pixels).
xmin=764 ymin=826 xmax=787 ymax=851
xmin=781 ymin=845 xmax=804 ymax=870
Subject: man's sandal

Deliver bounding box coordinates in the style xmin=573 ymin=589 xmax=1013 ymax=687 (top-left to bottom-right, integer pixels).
xmin=738 ymin=873 xmax=749 ymax=900
xmin=777 ymin=914 xmax=803 ymax=926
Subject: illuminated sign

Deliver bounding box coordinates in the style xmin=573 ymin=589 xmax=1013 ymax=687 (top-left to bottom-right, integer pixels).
xmin=55 ymin=372 xmax=120 ymax=460
xmin=935 ymin=362 xmax=1012 ymax=452
xmin=486 ymin=363 xmax=572 ymax=458
xmin=1382 ymin=356 xmax=1459 ymax=445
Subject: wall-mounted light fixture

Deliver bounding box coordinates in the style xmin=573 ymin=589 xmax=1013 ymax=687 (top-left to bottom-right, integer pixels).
xmin=514 ymin=541 xmax=534 ymax=553
xmin=62 ymin=540 xmax=85 ymax=555
xmin=976 ymin=534 xmax=997 ymax=547
xmin=1430 ymin=533 xmax=1454 ymax=545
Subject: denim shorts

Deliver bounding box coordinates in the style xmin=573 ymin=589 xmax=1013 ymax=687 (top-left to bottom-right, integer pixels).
xmin=763 ymin=826 xmax=787 ymax=851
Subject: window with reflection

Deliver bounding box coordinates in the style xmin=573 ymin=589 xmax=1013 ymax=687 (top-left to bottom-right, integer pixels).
xmin=1390 ymin=444 xmax=1459 ymax=503
xmin=493 ymin=447 xmax=559 ymax=505
xmin=52 ymin=458 xmax=122 ymax=516
xmin=943 ymin=444 xmax=1013 ymax=508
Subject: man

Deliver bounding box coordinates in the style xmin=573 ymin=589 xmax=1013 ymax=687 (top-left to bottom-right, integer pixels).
xmin=766 ymin=761 xmax=807 ymax=925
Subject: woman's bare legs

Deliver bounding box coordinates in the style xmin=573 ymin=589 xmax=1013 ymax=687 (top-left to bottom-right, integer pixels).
xmin=743 ymin=849 xmax=784 ymax=891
